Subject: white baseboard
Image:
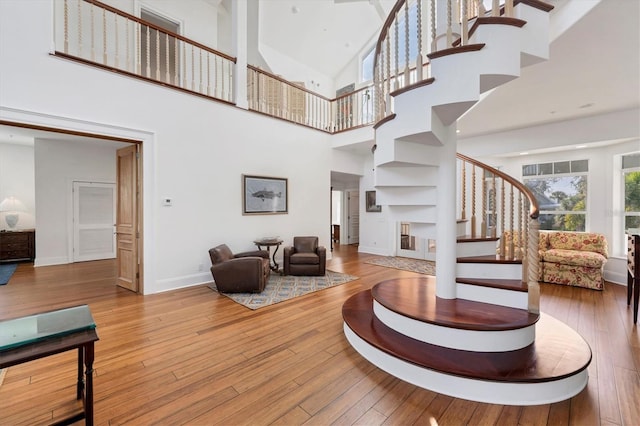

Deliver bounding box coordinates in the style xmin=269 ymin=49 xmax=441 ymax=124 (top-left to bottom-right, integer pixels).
xmin=34 ymin=256 xmax=69 ymax=267
xmin=154 ymin=271 xmax=212 ymax=294
xmin=358 ymin=246 xmax=391 ymax=256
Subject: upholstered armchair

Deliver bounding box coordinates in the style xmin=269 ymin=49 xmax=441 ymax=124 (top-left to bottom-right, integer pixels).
xmin=209 ymin=244 xmax=270 ymax=293
xmin=283 ymin=236 xmax=326 ymax=276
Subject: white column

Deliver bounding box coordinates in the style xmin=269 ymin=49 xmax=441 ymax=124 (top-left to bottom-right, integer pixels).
xmin=232 ymin=0 xmax=247 ymax=109
xmin=435 ymin=122 xmax=458 ymax=299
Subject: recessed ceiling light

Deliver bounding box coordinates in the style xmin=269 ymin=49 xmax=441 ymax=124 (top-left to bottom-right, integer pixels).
xmin=519 ymin=152 xmax=529 ymax=155
xmin=456 ymin=129 xmax=461 ymax=133
xmin=575 ymin=145 xmax=587 ymax=149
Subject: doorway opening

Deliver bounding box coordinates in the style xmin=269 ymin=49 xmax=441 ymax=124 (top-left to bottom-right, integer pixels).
xmin=0 ymin=120 xmax=144 ymax=294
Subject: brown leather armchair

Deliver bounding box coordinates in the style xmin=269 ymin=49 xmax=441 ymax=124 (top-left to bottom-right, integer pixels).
xmin=209 ymin=244 xmax=270 ymax=293
xmin=283 ymin=236 xmax=326 ymax=276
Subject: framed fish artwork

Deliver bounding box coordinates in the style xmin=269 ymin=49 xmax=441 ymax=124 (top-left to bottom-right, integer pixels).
xmin=243 ymin=175 xmax=288 ymax=215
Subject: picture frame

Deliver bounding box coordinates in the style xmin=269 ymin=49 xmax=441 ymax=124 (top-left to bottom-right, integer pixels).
xmin=365 ymin=190 xmax=382 ymax=212
xmin=243 ymin=175 xmax=288 ymax=215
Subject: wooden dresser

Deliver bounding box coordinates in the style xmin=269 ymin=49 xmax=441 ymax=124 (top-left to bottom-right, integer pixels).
xmin=628 ymin=233 xmax=639 ymax=324
xmin=0 ymin=229 xmax=36 ymax=262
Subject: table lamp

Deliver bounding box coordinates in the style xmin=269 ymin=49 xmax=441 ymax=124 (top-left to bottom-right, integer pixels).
xmin=0 ymin=196 xmax=27 ymax=230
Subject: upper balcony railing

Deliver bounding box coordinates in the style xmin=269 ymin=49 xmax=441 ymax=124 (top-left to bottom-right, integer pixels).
xmin=55 ymin=0 xmax=236 ymax=104
xmin=373 ymin=0 xmax=515 ymax=122
xmin=54 ymin=0 xmax=376 ymax=134
xmin=247 ymin=66 xmax=376 ymax=133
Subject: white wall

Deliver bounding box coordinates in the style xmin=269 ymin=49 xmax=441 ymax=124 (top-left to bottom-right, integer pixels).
xmin=0 ymin=142 xmax=35 ymax=230
xmin=358 ymin=157 xmax=392 ymax=256
xmin=0 ymin=0 xmax=334 ymax=294
xmin=34 ymin=139 xmax=119 ymax=266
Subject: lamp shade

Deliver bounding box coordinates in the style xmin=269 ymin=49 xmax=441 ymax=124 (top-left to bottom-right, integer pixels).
xmin=0 ymin=196 xmax=26 ymax=213
xmin=0 ymin=197 xmax=27 ymax=229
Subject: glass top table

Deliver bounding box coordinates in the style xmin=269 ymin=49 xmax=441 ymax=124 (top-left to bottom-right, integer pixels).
xmin=0 ymin=304 xmax=96 ymax=352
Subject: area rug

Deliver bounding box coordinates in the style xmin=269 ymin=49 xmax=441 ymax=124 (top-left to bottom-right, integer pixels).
xmin=365 ymin=256 xmax=436 ymax=276
xmin=0 ymin=263 xmax=18 ymax=285
xmin=209 ymin=270 xmax=359 ymax=310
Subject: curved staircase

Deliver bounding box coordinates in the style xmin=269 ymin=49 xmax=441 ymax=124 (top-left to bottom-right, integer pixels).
xmin=342 ymin=280 xmax=591 ymax=405
xmin=343 ymin=0 xmax=593 ymax=405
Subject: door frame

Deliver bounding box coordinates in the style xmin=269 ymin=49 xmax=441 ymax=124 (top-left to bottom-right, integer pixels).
xmin=0 ymin=112 xmax=149 ymax=294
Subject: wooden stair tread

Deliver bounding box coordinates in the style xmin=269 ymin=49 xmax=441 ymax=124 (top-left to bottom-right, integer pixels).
xmin=457 ymin=277 xmax=528 ymax=292
xmin=457 ymin=235 xmax=499 ymax=242
xmin=371 ymin=277 xmax=536 ymax=331
xmin=457 ymin=254 xmax=521 ymax=264
xmin=343 ymin=290 xmax=592 ymax=383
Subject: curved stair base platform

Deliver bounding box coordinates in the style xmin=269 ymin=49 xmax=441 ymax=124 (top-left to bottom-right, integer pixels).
xmin=343 ymin=290 xmax=592 ymax=406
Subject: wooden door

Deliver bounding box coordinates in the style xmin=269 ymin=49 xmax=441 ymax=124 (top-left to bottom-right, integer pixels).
xmin=116 ymin=145 xmax=139 ymax=292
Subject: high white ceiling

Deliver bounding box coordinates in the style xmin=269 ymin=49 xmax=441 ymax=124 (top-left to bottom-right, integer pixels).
xmin=458 ymin=0 xmax=640 ymax=139
xmin=1 ymin=0 xmax=638 ymax=154
xmin=257 ymin=0 xmax=639 ymax=142
xmin=259 ymin=0 xmax=395 ymax=77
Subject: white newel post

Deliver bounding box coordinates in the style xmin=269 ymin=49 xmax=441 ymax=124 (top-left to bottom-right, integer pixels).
xmin=232 ymin=0 xmax=248 ymax=109
xmin=436 ymin=124 xmax=458 ymax=299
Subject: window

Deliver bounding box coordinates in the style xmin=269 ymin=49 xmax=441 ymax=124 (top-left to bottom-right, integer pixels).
xmin=523 ymin=160 xmax=588 ymax=231
xmin=360 ymin=2 xmax=419 ymax=83
xmin=361 ymin=46 xmax=375 ymax=82
xmin=623 ymin=153 xmax=640 ymax=232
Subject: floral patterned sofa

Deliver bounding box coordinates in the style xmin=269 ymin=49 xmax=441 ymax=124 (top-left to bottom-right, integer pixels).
xmin=539 ymin=231 xmax=609 ymax=290
xmin=498 ymin=230 xmax=609 ymax=290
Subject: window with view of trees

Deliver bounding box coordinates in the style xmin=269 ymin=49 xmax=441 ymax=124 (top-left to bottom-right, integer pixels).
xmin=523 ymin=160 xmax=588 ymax=231
xmin=623 ymin=153 xmax=640 ymax=232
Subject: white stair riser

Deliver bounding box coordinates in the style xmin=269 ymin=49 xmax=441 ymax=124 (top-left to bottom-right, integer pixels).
xmin=456 ymin=240 xmax=498 ymax=257
xmin=457 ymin=221 xmax=468 ymax=237
xmin=344 ymin=321 xmax=589 ymax=406
xmin=457 ymin=262 xmax=522 ymax=280
xmin=388 ymin=205 xmax=436 ymax=223
xmin=515 ymin=3 xmax=551 ymax=65
xmin=377 ymin=187 xmax=437 ymax=206
xmin=375 ymin=164 xmax=439 ymax=186
xmin=373 ymin=301 xmax=534 ymax=352
xmin=456 ymin=282 xmax=528 ymax=310
xmin=469 ymin=25 xmax=523 ymax=93
xmin=374 ymin=137 xmax=443 ymax=167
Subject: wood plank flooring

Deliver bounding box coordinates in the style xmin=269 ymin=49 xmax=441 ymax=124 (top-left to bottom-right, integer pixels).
xmin=0 ymin=244 xmax=638 ymax=425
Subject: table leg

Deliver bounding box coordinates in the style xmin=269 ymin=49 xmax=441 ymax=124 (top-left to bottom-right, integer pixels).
xmin=84 ymin=342 xmax=95 ymax=426
xmin=634 ymin=276 xmax=639 ymax=324
xmin=77 ymin=347 xmax=84 ymax=400
xmin=271 ymin=244 xmax=281 ymax=272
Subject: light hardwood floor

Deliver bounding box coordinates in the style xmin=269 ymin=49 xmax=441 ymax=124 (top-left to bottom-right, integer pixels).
xmin=0 ymin=245 xmax=638 ymax=425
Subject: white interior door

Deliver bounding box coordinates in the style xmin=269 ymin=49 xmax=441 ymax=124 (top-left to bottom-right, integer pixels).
xmin=73 ymin=181 xmax=116 ymax=262
xmin=347 ymin=190 xmax=359 ymax=244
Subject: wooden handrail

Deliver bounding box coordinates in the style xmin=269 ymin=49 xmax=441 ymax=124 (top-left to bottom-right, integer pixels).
xmin=83 ymin=0 xmax=236 ymax=63
xmin=372 ymin=0 xmax=407 ymax=75
xmin=457 ymin=153 xmax=539 ymax=219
